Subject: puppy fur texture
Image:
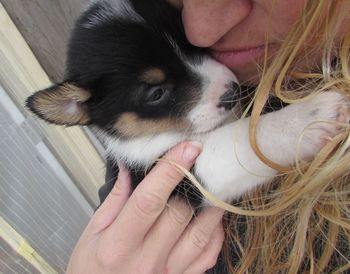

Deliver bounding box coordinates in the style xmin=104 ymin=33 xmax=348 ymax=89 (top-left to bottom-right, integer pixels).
xmin=26 ymin=0 xmax=350 ymax=204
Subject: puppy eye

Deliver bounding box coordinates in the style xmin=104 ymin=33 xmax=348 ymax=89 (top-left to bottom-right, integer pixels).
xmin=145 ymin=86 xmax=170 ymax=106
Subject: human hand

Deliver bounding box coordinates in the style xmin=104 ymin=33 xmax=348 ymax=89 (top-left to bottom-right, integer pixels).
xmin=66 ymin=142 xmax=225 ymax=274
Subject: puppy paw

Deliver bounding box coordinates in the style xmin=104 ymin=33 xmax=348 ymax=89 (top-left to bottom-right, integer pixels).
xmin=294 ymin=91 xmax=350 ymax=157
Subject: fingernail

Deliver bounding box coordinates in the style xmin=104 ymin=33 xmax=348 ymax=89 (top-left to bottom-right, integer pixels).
xmin=182 ymin=141 xmax=202 ymax=162
xmin=117 ymin=160 xmax=127 ymax=174
xmin=117 ymin=161 xmax=129 ymax=185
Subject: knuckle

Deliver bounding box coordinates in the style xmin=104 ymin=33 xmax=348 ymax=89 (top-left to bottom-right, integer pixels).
xmin=110 ymin=182 xmax=124 ymax=197
xmin=89 ymin=215 xmax=105 ymax=232
xmin=162 ymin=168 xmax=183 ymax=184
xmin=134 ymin=191 xmax=165 ymax=218
xmin=217 ymin=230 xmax=225 ymax=245
xmin=156 ymin=161 xmax=184 ymax=183
xmin=188 ymin=226 xmax=211 ymax=250
xmin=167 ymin=202 xmax=192 ymax=225
xmin=138 ymin=265 xmax=160 ymax=274
xmin=95 ymin=246 xmax=118 ymax=268
xmin=207 ymin=254 xmax=220 ymax=269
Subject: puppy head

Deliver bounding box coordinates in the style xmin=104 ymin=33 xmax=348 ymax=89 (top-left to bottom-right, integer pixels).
xmin=26 ymin=0 xmax=241 ymax=138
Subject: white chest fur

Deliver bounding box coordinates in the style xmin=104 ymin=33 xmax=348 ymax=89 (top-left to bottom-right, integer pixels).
xmin=101 ymin=92 xmax=349 ymax=202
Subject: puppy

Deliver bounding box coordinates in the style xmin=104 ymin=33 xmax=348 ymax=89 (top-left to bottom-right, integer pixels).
xmin=26 ymin=0 xmax=349 ymax=204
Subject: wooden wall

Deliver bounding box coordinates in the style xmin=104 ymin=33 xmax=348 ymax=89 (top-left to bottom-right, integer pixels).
xmin=1 ymin=0 xmax=89 ymax=83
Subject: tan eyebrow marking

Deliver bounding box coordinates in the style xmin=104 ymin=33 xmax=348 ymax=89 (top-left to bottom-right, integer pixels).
xmin=140 ymin=68 xmax=166 ymax=84
xmin=114 ymin=112 xmax=189 ymax=138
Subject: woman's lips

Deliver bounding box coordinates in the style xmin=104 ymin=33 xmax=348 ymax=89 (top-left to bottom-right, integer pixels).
xmin=211 ymin=45 xmax=268 ymax=69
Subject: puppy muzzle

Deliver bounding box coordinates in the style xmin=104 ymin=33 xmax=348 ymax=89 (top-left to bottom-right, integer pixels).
xmin=217 ymin=82 xmax=241 ymax=111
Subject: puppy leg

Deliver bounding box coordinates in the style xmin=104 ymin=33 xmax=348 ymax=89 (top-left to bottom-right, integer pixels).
xmin=195 ymin=91 xmax=350 ymax=201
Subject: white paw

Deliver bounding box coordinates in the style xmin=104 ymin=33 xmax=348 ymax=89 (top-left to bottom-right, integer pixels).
xmin=292 ymin=91 xmax=350 ymax=158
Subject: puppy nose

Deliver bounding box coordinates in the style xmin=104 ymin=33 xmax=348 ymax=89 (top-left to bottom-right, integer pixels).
xmin=217 ymin=82 xmax=241 ymax=111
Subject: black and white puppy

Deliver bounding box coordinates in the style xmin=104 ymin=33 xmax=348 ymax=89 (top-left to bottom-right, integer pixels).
xmin=26 ymin=0 xmax=349 ymax=204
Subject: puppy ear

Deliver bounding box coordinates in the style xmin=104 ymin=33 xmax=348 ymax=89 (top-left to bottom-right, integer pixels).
xmin=26 ymin=83 xmax=91 ymax=126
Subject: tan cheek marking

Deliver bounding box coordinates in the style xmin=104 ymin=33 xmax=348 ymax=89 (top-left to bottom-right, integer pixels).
xmin=34 ymin=84 xmax=91 ymax=125
xmin=141 ymin=68 xmax=166 ymax=84
xmin=115 ymin=112 xmax=190 ymax=137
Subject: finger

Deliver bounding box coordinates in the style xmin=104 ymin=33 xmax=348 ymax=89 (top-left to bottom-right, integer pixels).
xmin=143 ymin=197 xmax=194 ymax=265
xmin=166 ymin=207 xmax=224 ymax=274
xmin=88 ymin=163 xmax=132 ymax=234
xmin=104 ymin=141 xmax=202 ymax=249
xmin=183 ymin=221 xmax=225 ymax=274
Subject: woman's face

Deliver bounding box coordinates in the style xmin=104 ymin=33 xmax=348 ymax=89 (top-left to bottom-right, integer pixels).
xmin=183 ymin=0 xmax=309 ymax=84
xmin=168 ymin=0 xmax=308 ymax=84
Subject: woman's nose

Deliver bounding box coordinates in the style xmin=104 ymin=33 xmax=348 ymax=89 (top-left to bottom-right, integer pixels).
xmin=182 ymin=0 xmax=252 ymax=47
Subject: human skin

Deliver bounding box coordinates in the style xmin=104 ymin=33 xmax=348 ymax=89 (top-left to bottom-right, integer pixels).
xmin=174 ymin=0 xmax=349 ymax=84
xmin=179 ymin=0 xmax=306 ymax=84
xmin=67 ymin=142 xmax=225 ymax=274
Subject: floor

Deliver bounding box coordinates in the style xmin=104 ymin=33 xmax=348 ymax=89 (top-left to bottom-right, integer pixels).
xmin=1 ymin=0 xmax=89 ymax=83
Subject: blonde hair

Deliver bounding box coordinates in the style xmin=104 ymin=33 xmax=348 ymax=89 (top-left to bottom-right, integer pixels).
xmin=174 ymin=0 xmax=350 ymax=273
xmin=226 ymin=0 xmax=350 ymax=272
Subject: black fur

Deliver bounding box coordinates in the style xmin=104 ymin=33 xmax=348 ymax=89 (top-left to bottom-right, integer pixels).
xmin=65 ymin=0 xmax=210 ymax=137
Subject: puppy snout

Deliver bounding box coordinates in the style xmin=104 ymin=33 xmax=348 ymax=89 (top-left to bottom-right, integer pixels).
xmin=217 ymin=82 xmax=241 ymax=111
